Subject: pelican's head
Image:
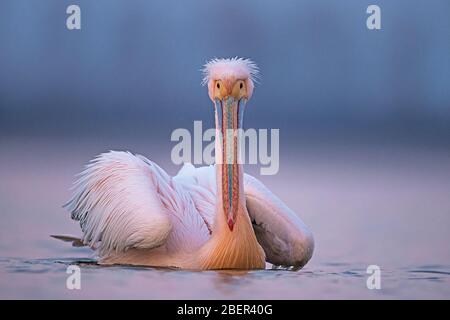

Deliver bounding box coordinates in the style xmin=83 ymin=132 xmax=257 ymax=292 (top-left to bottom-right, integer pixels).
xmin=202 ymin=57 xmax=259 ymax=231
xmin=202 ymin=57 xmax=258 ymax=102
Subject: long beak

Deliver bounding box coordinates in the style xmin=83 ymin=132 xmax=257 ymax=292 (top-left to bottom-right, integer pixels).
xmin=215 ymin=97 xmax=247 ymax=231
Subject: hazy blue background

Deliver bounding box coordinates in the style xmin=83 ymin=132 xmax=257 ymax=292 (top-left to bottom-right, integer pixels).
xmin=1 ymin=0 xmax=449 ymax=141
xmin=0 ymin=0 xmax=449 ymax=299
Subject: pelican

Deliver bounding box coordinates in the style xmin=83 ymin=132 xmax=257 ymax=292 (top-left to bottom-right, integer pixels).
xmin=59 ymin=58 xmax=314 ymax=270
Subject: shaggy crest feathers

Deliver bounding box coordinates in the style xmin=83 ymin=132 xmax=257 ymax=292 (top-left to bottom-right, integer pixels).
xmin=201 ymin=57 xmax=259 ymax=86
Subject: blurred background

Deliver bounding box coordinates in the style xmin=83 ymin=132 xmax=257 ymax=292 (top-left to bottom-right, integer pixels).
xmin=0 ymin=0 xmax=449 ymax=298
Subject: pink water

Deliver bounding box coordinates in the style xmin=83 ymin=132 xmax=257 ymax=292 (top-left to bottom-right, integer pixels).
xmin=1 ymin=137 xmax=449 ymax=299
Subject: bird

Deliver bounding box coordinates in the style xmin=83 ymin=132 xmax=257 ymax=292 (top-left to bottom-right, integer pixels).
xmin=59 ymin=57 xmax=314 ymax=270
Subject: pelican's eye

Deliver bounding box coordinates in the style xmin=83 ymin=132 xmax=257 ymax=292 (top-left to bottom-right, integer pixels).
xmin=231 ymin=80 xmax=247 ymax=99
xmin=213 ymin=80 xmax=225 ymax=99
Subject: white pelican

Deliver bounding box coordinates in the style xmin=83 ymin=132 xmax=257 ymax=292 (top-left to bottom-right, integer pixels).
xmin=60 ymin=58 xmax=314 ymax=270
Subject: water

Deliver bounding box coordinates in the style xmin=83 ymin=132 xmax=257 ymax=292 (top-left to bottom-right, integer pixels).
xmin=1 ymin=138 xmax=449 ymax=299
xmin=1 ymin=257 xmax=448 ymax=299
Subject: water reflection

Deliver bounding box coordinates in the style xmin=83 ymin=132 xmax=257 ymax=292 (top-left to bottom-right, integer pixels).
xmin=0 ymin=257 xmax=448 ymax=299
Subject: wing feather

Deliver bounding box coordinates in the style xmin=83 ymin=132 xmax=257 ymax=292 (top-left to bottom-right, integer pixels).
xmin=244 ymin=174 xmax=314 ymax=268
xmin=64 ymin=151 xmax=173 ymax=255
xmin=175 ymin=164 xmax=314 ymax=268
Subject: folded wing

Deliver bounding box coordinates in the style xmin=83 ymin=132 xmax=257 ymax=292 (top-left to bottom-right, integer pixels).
xmin=177 ymin=164 xmax=314 ymax=269
xmin=244 ymin=175 xmax=314 ymax=269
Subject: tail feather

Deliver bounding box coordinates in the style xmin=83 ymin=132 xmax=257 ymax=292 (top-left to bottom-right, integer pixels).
xmin=51 ymin=235 xmax=86 ymax=247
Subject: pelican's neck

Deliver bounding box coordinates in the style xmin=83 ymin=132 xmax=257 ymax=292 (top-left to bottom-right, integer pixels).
xmin=194 ymin=106 xmax=265 ymax=270
xmin=213 ymin=161 xmax=245 ymax=232
xmin=212 ymin=103 xmax=247 ymax=233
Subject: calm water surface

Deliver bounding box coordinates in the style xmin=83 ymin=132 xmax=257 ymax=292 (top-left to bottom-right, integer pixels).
xmin=1 ymin=139 xmax=449 ymax=299
xmin=1 ymin=257 xmax=449 ymax=299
